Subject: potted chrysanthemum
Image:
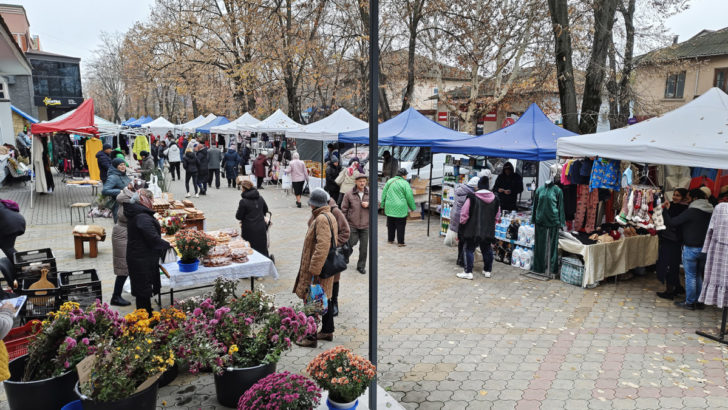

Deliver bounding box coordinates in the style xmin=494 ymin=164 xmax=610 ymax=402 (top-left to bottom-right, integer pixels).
xmin=171 ymin=291 xmax=317 ymax=407
xmin=307 ymin=346 xmax=377 ymax=410
xmin=237 ymin=371 xmax=322 ymax=409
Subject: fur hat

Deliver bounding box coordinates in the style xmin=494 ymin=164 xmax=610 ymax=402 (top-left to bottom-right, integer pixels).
xmin=308 ymin=188 xmax=330 ymax=208
xmin=467 ymin=176 xmax=480 ymax=187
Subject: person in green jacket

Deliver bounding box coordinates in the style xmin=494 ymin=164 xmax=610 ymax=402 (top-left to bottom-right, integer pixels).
xmin=380 ymin=168 xmax=416 ymax=246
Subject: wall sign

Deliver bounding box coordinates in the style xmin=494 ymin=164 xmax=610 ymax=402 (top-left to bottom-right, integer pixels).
xmin=437 ymin=112 xmax=448 ymax=122
xmin=43 ymin=97 xmax=61 ymax=106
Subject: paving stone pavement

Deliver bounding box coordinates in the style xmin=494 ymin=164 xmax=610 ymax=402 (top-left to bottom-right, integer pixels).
xmin=2 ymin=171 xmax=728 ymax=410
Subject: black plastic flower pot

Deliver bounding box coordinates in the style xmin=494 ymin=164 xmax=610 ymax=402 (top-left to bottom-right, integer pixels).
xmin=74 ymin=380 xmax=159 ymax=410
xmin=3 ymin=354 xmax=79 ymax=410
xmin=158 ymin=362 xmax=179 ymax=387
xmin=214 ymin=362 xmax=277 ymax=408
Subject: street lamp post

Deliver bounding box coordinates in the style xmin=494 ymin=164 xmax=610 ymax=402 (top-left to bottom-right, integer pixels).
xmin=368 ymin=0 xmax=379 ymax=408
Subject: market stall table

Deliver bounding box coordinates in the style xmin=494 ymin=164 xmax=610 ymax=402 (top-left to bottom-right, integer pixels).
xmin=65 ymin=181 xmax=101 ymax=196
xmin=559 ymin=234 xmax=658 ymax=287
xmin=124 ymin=250 xmax=278 ymax=306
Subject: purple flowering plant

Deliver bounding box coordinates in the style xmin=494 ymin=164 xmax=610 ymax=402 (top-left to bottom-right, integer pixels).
xmin=22 ymin=300 xmax=124 ymax=381
xmin=171 ymin=291 xmax=317 ymax=375
xmin=237 ymin=371 xmax=322 ymax=410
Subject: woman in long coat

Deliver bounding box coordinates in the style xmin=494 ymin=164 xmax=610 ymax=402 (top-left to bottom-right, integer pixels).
xmin=110 ymin=185 xmax=135 ymax=306
xmin=293 ymin=188 xmax=338 ymax=347
xmin=124 ymin=189 xmax=171 ymax=314
xmin=235 ymin=180 xmax=270 ymax=256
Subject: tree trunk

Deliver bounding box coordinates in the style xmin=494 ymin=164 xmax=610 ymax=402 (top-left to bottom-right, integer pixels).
xmin=617 ymin=0 xmax=636 ymax=129
xmin=547 ymin=0 xmax=579 ymax=133
xmin=578 ymin=0 xmax=618 ymax=135
xmin=401 ymin=0 xmax=424 ymax=111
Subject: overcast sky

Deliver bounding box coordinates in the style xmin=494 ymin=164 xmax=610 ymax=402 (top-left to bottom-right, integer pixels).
xmin=14 ymin=0 xmax=728 ymax=69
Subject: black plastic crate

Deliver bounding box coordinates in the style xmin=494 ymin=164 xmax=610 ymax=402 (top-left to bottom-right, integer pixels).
xmin=17 ymin=276 xmax=61 ymax=320
xmin=13 ymin=249 xmax=57 ymax=278
xmin=58 ymin=269 xmax=101 ymax=309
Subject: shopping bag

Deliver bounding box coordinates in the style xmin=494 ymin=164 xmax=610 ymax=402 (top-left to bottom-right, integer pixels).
xmin=306 ymin=282 xmax=328 ymax=315
xmin=444 ymin=229 xmax=458 ymax=247
xmin=148 ymin=174 xmax=163 ymax=198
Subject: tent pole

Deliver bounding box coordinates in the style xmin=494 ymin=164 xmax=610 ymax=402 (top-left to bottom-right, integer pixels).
xmin=30 ymin=134 xmax=34 ymax=209
xmin=368 ymin=0 xmax=379 ymax=407
xmin=321 ymin=141 xmax=324 ymax=188
xmin=427 ymin=154 xmax=433 ymax=237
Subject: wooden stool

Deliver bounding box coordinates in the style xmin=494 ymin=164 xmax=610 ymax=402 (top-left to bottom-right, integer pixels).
xmin=69 ymin=203 xmax=93 ymax=225
xmin=74 ymin=233 xmax=105 ymax=259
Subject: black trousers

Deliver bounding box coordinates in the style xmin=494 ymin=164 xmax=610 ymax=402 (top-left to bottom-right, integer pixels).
xmin=136 ymin=296 xmax=152 ymax=315
xmin=112 ymin=275 xmax=127 ymax=298
xmin=657 ymin=238 xmax=682 ymax=289
xmin=457 ymin=232 xmax=465 ymax=265
xmin=198 ymin=173 xmax=208 ymax=193
xmin=256 ymin=176 xmax=264 ymax=189
xmin=208 ymin=169 xmax=220 ymax=188
xmin=387 ymin=216 xmax=407 ymax=244
xmin=240 ymin=162 xmax=247 ymax=175
xmin=169 ymin=162 xmax=181 ymax=179
xmin=185 ymin=172 xmax=198 ymax=193
xmin=321 ymin=300 xmax=335 ymax=333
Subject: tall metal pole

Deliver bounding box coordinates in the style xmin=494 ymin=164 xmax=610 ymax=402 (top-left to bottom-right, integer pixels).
xmin=426 ymin=154 xmax=433 ymax=236
xmin=368 ymin=0 xmax=379 ymax=407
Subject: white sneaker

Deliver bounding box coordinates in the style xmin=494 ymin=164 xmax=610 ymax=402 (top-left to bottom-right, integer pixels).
xmin=456 ymin=272 xmax=473 ymax=280
xmin=195 ymin=193 xmax=199 ymax=198
xmin=185 ymin=192 xmax=191 ymax=198
xmin=483 ymin=271 xmax=492 ymax=278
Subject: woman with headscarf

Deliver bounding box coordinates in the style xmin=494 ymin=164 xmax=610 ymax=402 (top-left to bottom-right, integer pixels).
xmin=286 ymin=152 xmax=309 ymax=208
xmin=109 ymin=183 xmax=136 ymax=306
xmin=235 ymin=180 xmax=270 ymax=256
xmin=124 ymin=189 xmax=171 ymax=314
xmin=335 ymin=159 xmax=364 ymax=205
xmin=492 ymin=162 xmax=523 ymax=212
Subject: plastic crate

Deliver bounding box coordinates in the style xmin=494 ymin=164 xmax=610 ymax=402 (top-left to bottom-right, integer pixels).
xmin=3 ymin=320 xmax=41 ymax=359
xmin=58 ymin=269 xmax=101 ymax=309
xmin=17 ymin=277 xmax=61 ymax=320
xmin=13 ymin=248 xmax=57 ymax=278
xmin=560 ymin=256 xmax=585 ymax=287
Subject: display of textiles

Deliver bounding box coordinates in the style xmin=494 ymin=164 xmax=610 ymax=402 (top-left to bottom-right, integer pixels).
xmin=589 ymin=157 xmax=621 ymax=191
xmin=616 ymin=185 xmax=665 ymax=231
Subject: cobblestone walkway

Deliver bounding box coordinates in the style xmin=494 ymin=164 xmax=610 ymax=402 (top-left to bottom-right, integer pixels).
xmin=2 ymin=172 xmax=728 ymax=409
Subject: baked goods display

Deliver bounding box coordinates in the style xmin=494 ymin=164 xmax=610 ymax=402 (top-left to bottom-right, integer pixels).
xmin=218 ymin=227 xmax=239 ymax=237
xmin=202 ymin=256 xmax=232 ymax=267
xmin=182 ymin=200 xmax=194 ymax=207
xmin=208 ymin=244 xmax=231 ymax=258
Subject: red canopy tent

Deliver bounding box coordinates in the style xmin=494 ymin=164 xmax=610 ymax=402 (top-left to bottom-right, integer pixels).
xmin=30 ymin=98 xmax=97 ymax=135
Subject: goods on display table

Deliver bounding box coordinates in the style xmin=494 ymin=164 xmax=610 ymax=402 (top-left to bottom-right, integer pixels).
xmin=494 ymin=211 xmax=535 ymax=270
xmin=305 ymin=160 xmax=324 ymax=178
xmin=155 ymin=198 xmax=206 ymax=231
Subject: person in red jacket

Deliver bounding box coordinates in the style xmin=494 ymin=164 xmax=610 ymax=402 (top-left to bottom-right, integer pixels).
xmin=253 ymin=152 xmax=268 ymax=189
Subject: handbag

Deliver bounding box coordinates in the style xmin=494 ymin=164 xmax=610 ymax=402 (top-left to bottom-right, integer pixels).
xmin=306 ymin=277 xmax=328 ymax=315
xmin=319 ymin=214 xmax=348 ymax=279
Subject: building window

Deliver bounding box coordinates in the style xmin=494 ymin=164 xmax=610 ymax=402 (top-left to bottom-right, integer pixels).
xmin=664 ymin=71 xmax=685 ymax=99
xmin=715 ymin=68 xmax=728 ymax=93
xmin=448 ymin=115 xmax=459 ymax=131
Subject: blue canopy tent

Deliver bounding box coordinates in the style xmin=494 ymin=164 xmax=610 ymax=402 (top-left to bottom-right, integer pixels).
xmin=11 ymin=105 xmax=39 ymax=124
xmin=338 ymin=107 xmax=472 ymax=146
xmin=121 ymin=117 xmax=137 ymax=126
xmin=196 ymin=116 xmax=230 ymax=134
xmin=129 ymin=116 xmax=153 ymax=128
xmin=431 ymin=103 xmax=578 ymax=160
xmin=339 ymin=107 xmax=473 ymax=236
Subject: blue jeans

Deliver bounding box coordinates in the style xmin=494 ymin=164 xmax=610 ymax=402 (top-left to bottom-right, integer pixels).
xmin=158 ymin=158 xmax=165 ymax=169
xmin=465 ymin=239 xmax=494 ymax=274
xmin=683 ymin=246 xmax=703 ymax=304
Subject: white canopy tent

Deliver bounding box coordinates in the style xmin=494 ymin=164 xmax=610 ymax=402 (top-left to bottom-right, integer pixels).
xmin=141 ymin=116 xmax=175 ymax=135
xmin=181 ymin=113 xmax=217 ymax=133
xmin=244 ymin=109 xmax=300 ymax=133
xmin=210 ymin=112 xmax=260 ymax=134
xmin=557 ymin=88 xmax=728 ymax=169
xmin=286 ymin=108 xmax=367 ymax=141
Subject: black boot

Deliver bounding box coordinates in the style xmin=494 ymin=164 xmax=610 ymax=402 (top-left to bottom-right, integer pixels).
xmin=331 ymin=282 xmax=339 ymax=317
xmin=136 ymin=297 xmax=153 ymax=315
xmin=111 ymin=276 xmax=131 ymax=306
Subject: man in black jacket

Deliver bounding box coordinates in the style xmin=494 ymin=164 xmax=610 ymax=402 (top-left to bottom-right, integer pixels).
xmin=196 ymin=144 xmax=210 ymax=195
xmin=238 ymin=142 xmax=250 ymax=175
xmin=96 ymin=144 xmax=113 ymax=183
xmin=492 ymin=162 xmax=523 ymax=212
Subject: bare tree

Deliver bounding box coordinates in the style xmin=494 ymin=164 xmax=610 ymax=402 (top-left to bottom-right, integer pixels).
xmin=86 ymin=32 xmax=126 ymax=123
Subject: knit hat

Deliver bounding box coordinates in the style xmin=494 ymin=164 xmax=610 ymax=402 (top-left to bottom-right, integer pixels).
xmin=700 ymin=186 xmax=712 ymax=198
xmin=102 ymin=143 xmax=112 ymax=150
xmin=111 ymin=158 xmax=125 ymax=168
xmin=479 ymin=169 xmax=492 ymax=179
xmin=477 ymin=177 xmax=490 ymax=190
xmin=140 ymin=150 xmax=149 ymax=157
xmin=466 ymin=176 xmax=480 ymax=187
xmin=308 ymin=188 xmax=330 ymax=208
xmin=331 ymin=154 xmax=339 ymax=164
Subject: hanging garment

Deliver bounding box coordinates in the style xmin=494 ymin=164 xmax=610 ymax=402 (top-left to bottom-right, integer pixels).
xmin=132 ymin=135 xmax=150 ymax=160
xmin=589 ymin=157 xmax=621 ymax=191
xmin=659 ymin=165 xmax=691 ymax=199
xmin=558 ymin=183 xmax=577 ymax=222
xmin=85 ymin=138 xmax=103 ymax=181
xmin=699 ymin=203 xmax=728 ymax=308
xmin=531 ymin=183 xmax=564 ymax=274
xmin=574 ymin=185 xmax=599 ymax=232
xmin=32 ymin=136 xmax=48 ymax=193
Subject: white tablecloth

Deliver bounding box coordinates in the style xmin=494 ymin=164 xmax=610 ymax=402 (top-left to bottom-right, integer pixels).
xmin=124 ymin=250 xmax=278 ymax=292
xmin=559 ymin=234 xmax=659 ymax=287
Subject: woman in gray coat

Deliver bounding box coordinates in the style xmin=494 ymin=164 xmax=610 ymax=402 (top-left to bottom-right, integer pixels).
xmin=110 ymin=185 xmax=135 ymax=306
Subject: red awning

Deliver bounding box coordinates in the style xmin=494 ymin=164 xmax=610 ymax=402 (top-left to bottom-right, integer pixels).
xmin=30 ymin=98 xmax=98 ymax=135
